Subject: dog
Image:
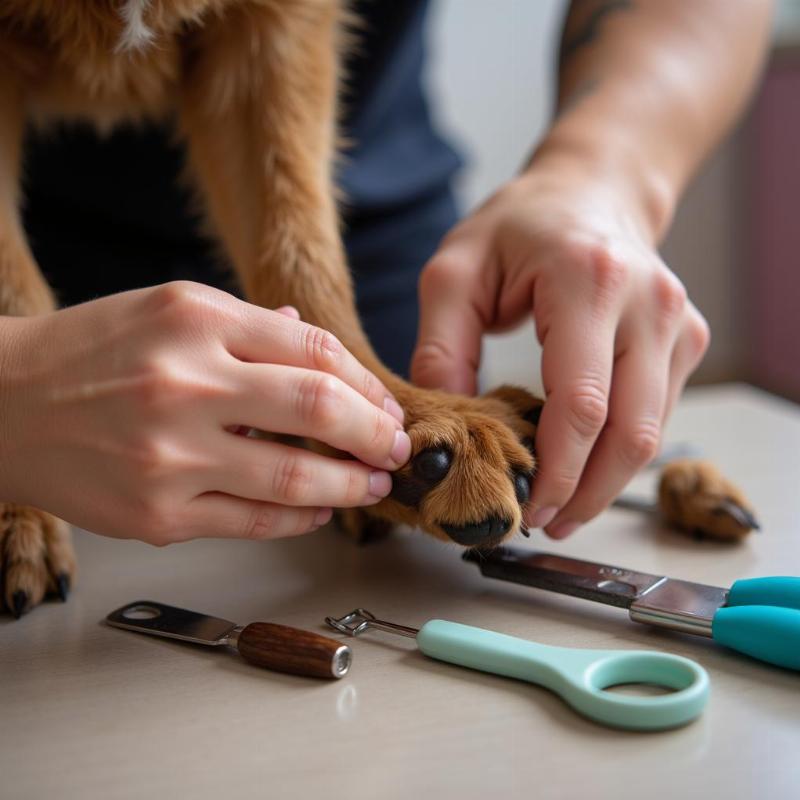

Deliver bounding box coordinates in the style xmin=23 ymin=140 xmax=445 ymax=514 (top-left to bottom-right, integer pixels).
xmin=0 ymin=1 xmax=755 ymax=618
xmin=0 ymin=0 xmax=546 ymax=617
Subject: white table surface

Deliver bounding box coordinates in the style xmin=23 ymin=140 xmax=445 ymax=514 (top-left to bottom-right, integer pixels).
xmin=2 ymin=384 xmax=799 ymax=800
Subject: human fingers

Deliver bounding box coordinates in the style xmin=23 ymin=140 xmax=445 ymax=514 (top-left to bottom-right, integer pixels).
xmin=224 ymin=304 xmax=402 ymax=424
xmin=663 ymin=304 xmax=711 ymax=422
xmin=410 ymin=245 xmax=489 ymax=395
xmin=176 ymin=493 xmax=332 ymax=542
xmin=226 ymin=363 xmax=411 ymax=470
xmin=543 ymin=341 xmax=670 ymax=538
xmin=274 ymin=305 xmax=301 ymax=320
xmin=526 ymin=303 xmax=617 ymax=530
xmin=208 ymin=435 xmax=393 ymax=508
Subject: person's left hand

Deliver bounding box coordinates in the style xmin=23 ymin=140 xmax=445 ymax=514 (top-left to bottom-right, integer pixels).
xmin=410 ymin=151 xmax=710 ymax=539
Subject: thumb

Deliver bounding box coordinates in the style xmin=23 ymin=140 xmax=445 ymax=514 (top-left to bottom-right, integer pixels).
xmin=410 ymin=256 xmax=486 ymax=395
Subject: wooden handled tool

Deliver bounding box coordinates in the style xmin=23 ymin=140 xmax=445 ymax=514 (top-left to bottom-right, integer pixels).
xmin=106 ymin=600 xmax=351 ymax=679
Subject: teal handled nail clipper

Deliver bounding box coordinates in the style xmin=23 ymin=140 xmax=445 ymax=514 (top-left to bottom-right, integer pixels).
xmin=464 ymin=546 xmax=800 ymax=672
xmin=326 ymin=608 xmax=709 ymax=731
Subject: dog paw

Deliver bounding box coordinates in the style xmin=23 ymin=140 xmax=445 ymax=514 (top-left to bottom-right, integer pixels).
xmin=658 ymin=459 xmax=760 ymax=542
xmin=1 ymin=504 xmax=76 ymax=618
xmin=367 ymin=384 xmax=543 ymax=548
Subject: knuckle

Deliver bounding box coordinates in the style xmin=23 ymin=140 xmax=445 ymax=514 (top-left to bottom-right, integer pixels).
xmin=360 ymin=369 xmax=379 ymax=403
xmin=411 ymin=340 xmax=455 ymax=378
xmin=584 ymin=244 xmax=628 ymax=298
xmin=243 ymin=505 xmax=279 ymax=540
xmin=652 ymin=271 xmax=687 ymax=323
xmin=547 ymin=470 xmax=581 ymax=503
xmin=129 ymin=434 xmax=175 ymax=478
xmin=272 ymin=455 xmax=313 ymax=504
xmin=367 ymin=406 xmax=391 ymax=452
xmin=343 ymin=467 xmax=367 ymax=505
xmin=297 ymin=374 xmax=342 ymax=429
xmin=151 ymin=281 xmax=213 ymax=326
xmin=419 ymin=255 xmax=462 ymax=295
xmin=134 ymin=359 xmax=181 ymax=408
xmin=619 ymin=422 xmax=661 ymax=468
xmin=303 ymin=325 xmax=343 ymax=373
xmin=564 ymin=384 xmax=608 ymax=439
xmin=687 ymin=311 xmax=711 ymax=360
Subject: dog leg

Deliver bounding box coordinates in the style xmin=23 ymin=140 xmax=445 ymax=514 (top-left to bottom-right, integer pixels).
xmin=179 ymin=2 xmax=543 ymax=548
xmin=0 ymin=76 xmax=77 ymax=616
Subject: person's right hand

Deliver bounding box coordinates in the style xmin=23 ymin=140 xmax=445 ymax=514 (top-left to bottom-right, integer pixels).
xmin=0 ymin=282 xmax=410 ymax=545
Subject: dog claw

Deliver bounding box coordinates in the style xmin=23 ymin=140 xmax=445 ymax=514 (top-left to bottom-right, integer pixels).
xmin=714 ymin=499 xmax=761 ymax=531
xmin=56 ymin=573 xmax=71 ymax=601
xmin=11 ymin=590 xmax=28 ymax=619
xmin=520 ymin=525 xmax=531 ymax=538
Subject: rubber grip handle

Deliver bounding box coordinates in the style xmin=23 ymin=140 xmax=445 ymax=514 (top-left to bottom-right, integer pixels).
xmin=727 ymin=577 xmax=800 ymax=610
xmin=712 ymin=605 xmax=800 ymax=671
xmin=236 ymin=622 xmax=352 ymax=679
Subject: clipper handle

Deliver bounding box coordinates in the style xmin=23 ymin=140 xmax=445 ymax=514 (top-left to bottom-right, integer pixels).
xmin=236 ymin=622 xmax=352 ymax=679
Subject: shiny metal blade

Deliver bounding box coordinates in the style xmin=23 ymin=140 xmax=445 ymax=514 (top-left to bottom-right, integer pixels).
xmin=464 ymin=546 xmax=730 ymax=637
xmin=463 ymin=547 xmax=665 ymax=609
xmin=611 ymin=494 xmax=658 ymax=515
xmin=106 ymin=600 xmax=238 ymax=646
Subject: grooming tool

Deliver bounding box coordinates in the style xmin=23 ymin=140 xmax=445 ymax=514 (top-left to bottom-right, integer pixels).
xmin=107 ymin=600 xmax=351 ymax=679
xmin=326 ymin=608 xmax=708 ymax=730
xmin=464 ymin=546 xmax=800 ymax=671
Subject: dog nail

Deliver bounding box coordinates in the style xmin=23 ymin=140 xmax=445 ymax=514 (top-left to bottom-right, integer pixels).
xmin=56 ymin=573 xmax=71 ymax=602
xmin=547 ymin=520 xmax=579 ymax=540
xmin=314 ymin=507 xmax=333 ymax=527
xmin=383 ymin=396 xmax=405 ymax=426
xmin=11 ymin=590 xmax=28 ymax=619
xmin=529 ymin=505 xmax=558 ymax=529
xmin=368 ymin=470 xmax=392 ymax=499
xmin=513 ymin=472 xmax=532 ymax=505
xmin=390 ymin=430 xmax=412 ymax=466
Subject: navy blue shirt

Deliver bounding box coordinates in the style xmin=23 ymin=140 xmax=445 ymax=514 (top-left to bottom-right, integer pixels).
xmin=22 ymin=0 xmax=462 ymax=375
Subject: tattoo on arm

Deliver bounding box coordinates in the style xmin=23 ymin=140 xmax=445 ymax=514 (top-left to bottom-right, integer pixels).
xmin=559 ymin=0 xmax=633 ymax=69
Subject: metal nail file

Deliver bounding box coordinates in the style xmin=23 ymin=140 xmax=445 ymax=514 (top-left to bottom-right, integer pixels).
xmin=463 ymin=546 xmax=800 ymax=671
xmin=106 ymin=600 xmax=352 ymax=679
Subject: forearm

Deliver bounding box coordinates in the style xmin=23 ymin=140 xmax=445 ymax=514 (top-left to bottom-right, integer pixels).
xmin=531 ymin=0 xmax=773 ymax=242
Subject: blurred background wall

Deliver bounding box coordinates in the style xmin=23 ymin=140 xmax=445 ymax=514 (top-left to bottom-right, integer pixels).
xmin=423 ymin=0 xmax=800 ymax=401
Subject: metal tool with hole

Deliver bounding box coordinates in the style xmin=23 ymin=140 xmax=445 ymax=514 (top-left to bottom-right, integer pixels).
xmin=464 ymin=546 xmax=800 ymax=671
xmin=107 ymin=601 xmax=351 ymax=679
xmin=325 ymin=608 xmax=709 ymax=730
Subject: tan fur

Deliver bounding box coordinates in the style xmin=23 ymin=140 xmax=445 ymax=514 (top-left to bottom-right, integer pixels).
xmin=658 ymin=459 xmax=758 ymax=542
xmin=0 ymin=0 xmax=547 ymax=615
xmin=0 ymin=1 xmax=752 ymax=615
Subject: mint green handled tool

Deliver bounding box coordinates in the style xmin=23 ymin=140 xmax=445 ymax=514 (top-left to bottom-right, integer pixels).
xmin=464 ymin=547 xmax=800 ymax=672
xmin=326 ymin=608 xmax=708 ymax=731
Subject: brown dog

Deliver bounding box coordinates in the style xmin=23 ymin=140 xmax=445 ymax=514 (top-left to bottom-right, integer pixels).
xmin=0 ymin=1 xmax=757 ymax=617
xmin=0 ymin=0 xmax=544 ymax=616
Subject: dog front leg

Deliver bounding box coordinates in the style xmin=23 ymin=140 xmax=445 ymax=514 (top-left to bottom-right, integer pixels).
xmin=0 ymin=75 xmax=76 ymax=616
xmin=179 ymin=2 xmax=385 ymax=379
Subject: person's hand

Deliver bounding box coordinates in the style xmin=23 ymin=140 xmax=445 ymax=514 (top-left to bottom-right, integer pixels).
xmin=410 ymin=152 xmax=710 ymax=538
xmin=0 ymin=282 xmax=410 ymax=545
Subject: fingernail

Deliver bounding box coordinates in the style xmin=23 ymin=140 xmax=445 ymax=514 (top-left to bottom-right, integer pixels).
xmin=368 ymin=470 xmax=392 ymax=499
xmin=314 ymin=507 xmax=333 ymax=527
xmin=383 ymin=396 xmax=405 ymax=426
xmin=390 ymin=430 xmax=412 ymax=466
xmin=547 ymin=520 xmax=579 ymax=540
xmin=528 ymin=505 xmax=558 ymax=529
